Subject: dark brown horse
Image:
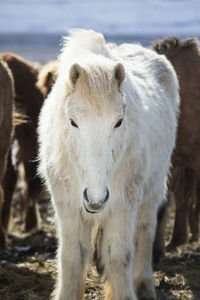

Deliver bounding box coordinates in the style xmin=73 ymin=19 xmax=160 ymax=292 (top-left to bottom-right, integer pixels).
xmin=1 ymin=53 xmax=44 ymax=234
xmin=152 ymin=36 xmax=200 ymax=261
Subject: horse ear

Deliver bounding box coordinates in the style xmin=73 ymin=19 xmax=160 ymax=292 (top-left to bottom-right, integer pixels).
xmin=114 ymin=63 xmax=125 ymax=90
xmin=69 ymin=63 xmax=82 ymax=87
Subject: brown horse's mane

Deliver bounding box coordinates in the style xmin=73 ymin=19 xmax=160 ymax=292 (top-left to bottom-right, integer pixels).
xmin=151 ymin=36 xmax=199 ymax=58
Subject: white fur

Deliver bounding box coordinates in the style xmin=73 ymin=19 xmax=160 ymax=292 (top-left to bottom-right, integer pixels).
xmin=38 ymin=29 xmax=179 ymax=300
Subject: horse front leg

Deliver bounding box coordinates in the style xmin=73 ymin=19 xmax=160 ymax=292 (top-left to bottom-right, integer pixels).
xmin=134 ymin=194 xmax=161 ymax=300
xmin=53 ymin=211 xmax=92 ymax=300
xmin=22 ymin=161 xmax=41 ymax=232
xmin=101 ymin=209 xmax=137 ymax=300
xmin=2 ymin=151 xmax=17 ymax=232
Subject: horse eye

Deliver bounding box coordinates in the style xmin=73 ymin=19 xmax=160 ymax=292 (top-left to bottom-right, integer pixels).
xmin=70 ymin=119 xmax=79 ymax=128
xmin=114 ymin=118 xmax=123 ymax=129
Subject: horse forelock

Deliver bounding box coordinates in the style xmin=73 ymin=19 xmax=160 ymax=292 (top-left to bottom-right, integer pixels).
xmin=57 ymin=29 xmax=123 ymax=113
xmin=73 ymin=63 xmax=118 ymax=111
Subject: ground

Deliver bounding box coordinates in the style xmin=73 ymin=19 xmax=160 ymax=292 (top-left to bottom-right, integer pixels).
xmin=0 ymin=187 xmax=200 ymax=300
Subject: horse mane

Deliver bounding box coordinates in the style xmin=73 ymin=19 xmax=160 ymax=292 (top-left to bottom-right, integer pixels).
xmin=58 ymin=29 xmax=108 ymax=73
xmin=57 ymin=30 xmax=119 ymax=111
xmin=151 ymin=36 xmax=199 ymax=58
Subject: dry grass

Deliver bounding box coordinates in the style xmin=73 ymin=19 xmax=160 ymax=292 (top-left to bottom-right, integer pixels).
xmin=0 ymin=191 xmax=199 ymax=300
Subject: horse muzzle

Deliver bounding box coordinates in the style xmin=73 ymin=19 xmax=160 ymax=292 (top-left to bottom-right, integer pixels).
xmin=83 ymin=187 xmax=109 ymax=213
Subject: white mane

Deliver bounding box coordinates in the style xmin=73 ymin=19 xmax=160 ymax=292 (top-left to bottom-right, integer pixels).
xmin=58 ymin=29 xmax=112 ymax=83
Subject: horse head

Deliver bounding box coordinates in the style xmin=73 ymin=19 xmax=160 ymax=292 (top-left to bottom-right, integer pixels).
xmin=65 ymin=61 xmax=126 ymax=213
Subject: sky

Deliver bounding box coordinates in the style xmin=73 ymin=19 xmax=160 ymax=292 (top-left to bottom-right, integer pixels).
xmin=0 ymin=0 xmax=200 ymax=36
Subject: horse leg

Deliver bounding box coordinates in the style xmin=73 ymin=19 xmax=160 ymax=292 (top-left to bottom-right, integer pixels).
xmin=15 ymin=126 xmax=41 ymax=232
xmin=167 ymin=168 xmax=195 ymax=249
xmin=53 ymin=212 xmax=91 ymax=300
xmin=0 ymin=155 xmax=10 ymax=249
xmin=22 ymin=161 xmax=41 ymax=232
xmin=153 ymin=195 xmax=170 ymax=265
xmin=0 ymin=184 xmax=6 ymax=249
xmin=101 ymin=210 xmax=137 ymax=300
xmin=2 ymin=151 xmax=17 ymax=231
xmin=189 ymin=179 xmax=200 ymax=242
xmin=134 ymin=192 xmax=161 ymax=300
xmin=168 ymin=198 xmax=189 ymax=249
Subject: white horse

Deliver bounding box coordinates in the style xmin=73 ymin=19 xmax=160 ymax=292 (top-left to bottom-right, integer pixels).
xmin=38 ymin=29 xmax=179 ymax=300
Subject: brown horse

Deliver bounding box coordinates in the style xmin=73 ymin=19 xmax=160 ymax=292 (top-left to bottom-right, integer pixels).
xmin=0 ymin=59 xmax=14 ymax=248
xmin=1 ymin=53 xmax=44 ymax=233
xmin=152 ymin=36 xmax=200 ymax=260
xmin=37 ymin=60 xmax=58 ymax=99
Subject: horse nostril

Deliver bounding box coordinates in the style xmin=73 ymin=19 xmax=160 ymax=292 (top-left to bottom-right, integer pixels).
xmin=83 ymin=187 xmax=109 ymax=206
xmin=83 ymin=188 xmax=89 ymax=203
xmin=104 ymin=187 xmax=109 ymax=204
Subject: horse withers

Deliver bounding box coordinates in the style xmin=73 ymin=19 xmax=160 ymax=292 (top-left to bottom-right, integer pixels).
xmin=152 ymin=37 xmax=200 ymax=259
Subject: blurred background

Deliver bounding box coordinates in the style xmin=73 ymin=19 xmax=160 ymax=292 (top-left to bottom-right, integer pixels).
xmin=0 ymin=0 xmax=200 ymax=61
xmin=0 ymin=2 xmax=200 ymax=299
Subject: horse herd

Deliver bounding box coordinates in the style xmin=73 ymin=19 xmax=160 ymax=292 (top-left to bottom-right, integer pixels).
xmin=0 ymin=30 xmax=200 ymax=300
